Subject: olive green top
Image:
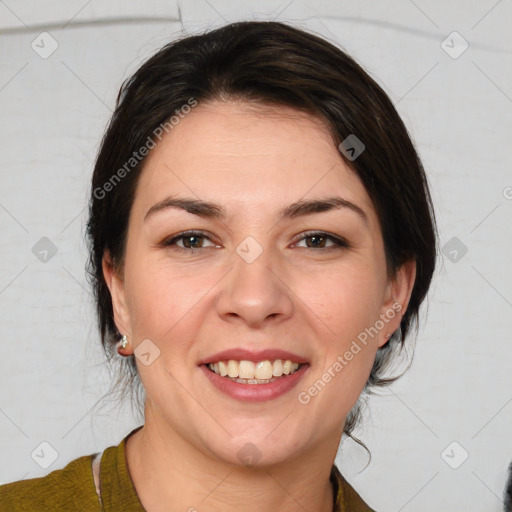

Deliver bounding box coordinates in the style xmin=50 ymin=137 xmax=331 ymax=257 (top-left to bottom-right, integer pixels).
xmin=0 ymin=428 xmax=375 ymax=511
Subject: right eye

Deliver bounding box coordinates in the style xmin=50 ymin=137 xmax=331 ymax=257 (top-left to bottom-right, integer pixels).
xmin=162 ymin=230 xmax=219 ymax=251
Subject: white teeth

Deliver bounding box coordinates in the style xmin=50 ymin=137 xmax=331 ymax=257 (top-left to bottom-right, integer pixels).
xmin=232 ymin=377 xmax=275 ymax=385
xmin=227 ymin=360 xmax=238 ymax=378
xmin=254 ymin=360 xmax=273 ymax=380
xmin=218 ymin=361 xmax=228 ymax=377
xmin=207 ymin=359 xmax=302 ymax=380
xmin=272 ymin=359 xmax=283 ymax=376
xmin=239 ymin=360 xmax=255 ymax=379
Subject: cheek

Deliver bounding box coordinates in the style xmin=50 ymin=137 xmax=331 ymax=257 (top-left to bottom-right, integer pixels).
xmin=294 ymin=262 xmax=384 ymax=406
xmin=124 ymin=253 xmax=213 ymax=343
xmin=296 ymin=261 xmax=384 ymax=339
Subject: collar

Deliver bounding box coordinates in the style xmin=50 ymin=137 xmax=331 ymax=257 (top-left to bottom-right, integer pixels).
xmin=98 ymin=426 xmax=373 ymax=511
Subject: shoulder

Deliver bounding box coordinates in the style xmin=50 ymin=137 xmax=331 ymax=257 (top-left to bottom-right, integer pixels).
xmin=332 ymin=464 xmax=377 ymax=512
xmin=342 ymin=480 xmax=377 ymax=512
xmin=0 ymin=453 xmax=101 ymax=512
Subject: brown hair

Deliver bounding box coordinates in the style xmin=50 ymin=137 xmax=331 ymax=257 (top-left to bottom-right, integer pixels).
xmin=86 ymin=20 xmax=437 ymax=436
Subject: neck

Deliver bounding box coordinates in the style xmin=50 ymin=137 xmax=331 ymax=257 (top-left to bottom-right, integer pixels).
xmin=125 ymin=408 xmax=342 ymax=512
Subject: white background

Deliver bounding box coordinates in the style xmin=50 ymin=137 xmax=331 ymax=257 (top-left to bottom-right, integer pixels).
xmin=1 ymin=1 xmax=511 ymax=511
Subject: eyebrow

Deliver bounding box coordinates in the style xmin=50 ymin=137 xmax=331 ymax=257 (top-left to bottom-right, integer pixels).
xmin=144 ymin=195 xmax=367 ymax=223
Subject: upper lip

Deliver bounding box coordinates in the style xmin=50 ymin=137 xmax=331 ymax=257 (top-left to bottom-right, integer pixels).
xmin=198 ymin=348 xmax=309 ymax=365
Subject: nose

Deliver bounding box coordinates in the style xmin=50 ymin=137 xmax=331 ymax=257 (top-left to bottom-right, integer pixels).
xmin=216 ymin=244 xmax=294 ymax=329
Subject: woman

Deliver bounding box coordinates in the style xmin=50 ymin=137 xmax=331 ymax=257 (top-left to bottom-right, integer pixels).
xmin=0 ymin=20 xmax=437 ymax=511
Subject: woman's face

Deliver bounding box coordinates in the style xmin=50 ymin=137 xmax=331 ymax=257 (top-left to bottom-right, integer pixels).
xmin=105 ymin=100 xmax=413 ymax=466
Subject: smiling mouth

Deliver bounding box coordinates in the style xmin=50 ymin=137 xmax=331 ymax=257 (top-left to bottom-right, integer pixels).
xmin=206 ymin=359 xmax=305 ymax=385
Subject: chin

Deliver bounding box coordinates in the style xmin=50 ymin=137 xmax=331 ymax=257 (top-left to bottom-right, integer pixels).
xmin=200 ymin=429 xmax=309 ymax=469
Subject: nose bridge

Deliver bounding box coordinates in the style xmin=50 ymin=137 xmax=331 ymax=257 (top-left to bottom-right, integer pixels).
xmin=216 ymin=236 xmax=293 ymax=326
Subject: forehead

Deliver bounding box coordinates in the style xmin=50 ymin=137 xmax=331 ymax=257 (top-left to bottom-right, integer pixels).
xmin=132 ymin=100 xmax=375 ymax=220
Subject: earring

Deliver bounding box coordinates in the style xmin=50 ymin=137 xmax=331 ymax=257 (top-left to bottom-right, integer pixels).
xmin=119 ymin=334 xmax=128 ymax=349
xmin=384 ymin=326 xmax=402 ymax=342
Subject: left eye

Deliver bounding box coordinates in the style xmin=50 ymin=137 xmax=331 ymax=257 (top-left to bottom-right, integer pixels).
xmin=294 ymin=232 xmax=347 ymax=250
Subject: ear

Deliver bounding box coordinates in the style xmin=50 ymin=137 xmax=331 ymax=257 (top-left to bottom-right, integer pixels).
xmin=377 ymin=258 xmax=416 ymax=348
xmin=102 ymin=250 xmax=132 ymax=349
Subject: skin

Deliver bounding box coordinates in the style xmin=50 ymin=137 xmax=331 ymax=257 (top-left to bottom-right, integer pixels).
xmin=103 ymin=100 xmax=416 ymax=512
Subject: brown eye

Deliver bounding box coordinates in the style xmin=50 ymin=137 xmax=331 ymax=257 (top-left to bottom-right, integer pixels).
xmin=163 ymin=231 xmax=217 ymax=251
xmin=305 ymin=234 xmax=327 ymax=248
xmin=182 ymin=234 xmax=204 ymax=248
xmin=295 ymin=232 xmax=349 ymax=250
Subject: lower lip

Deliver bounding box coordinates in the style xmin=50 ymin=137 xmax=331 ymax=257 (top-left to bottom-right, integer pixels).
xmin=200 ymin=364 xmax=309 ymax=403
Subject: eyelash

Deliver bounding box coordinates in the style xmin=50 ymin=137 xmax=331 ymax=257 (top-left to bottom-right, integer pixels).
xmin=161 ymin=230 xmax=349 ymax=252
